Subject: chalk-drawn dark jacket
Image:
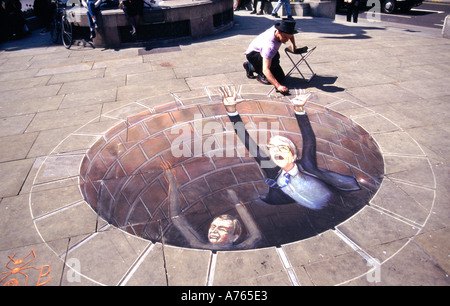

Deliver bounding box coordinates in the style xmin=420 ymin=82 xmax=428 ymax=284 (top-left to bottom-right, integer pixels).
xmin=227 ymin=111 xmax=361 ymax=205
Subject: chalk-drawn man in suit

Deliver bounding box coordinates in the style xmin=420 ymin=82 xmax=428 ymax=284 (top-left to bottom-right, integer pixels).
xmin=219 ymin=86 xmax=361 ymax=210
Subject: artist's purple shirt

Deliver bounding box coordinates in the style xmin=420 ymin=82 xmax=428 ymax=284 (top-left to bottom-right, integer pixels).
xmin=245 ymin=26 xmax=282 ymax=60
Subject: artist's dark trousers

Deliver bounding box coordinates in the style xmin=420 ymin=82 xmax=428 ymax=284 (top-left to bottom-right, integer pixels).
xmin=246 ymin=51 xmax=286 ymax=83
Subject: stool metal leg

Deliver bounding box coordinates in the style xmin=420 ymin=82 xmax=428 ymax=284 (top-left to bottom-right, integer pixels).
xmin=285 ymin=46 xmax=316 ymax=83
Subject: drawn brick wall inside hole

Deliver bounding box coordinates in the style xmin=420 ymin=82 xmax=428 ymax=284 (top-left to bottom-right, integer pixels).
xmin=80 ymin=101 xmax=384 ymax=250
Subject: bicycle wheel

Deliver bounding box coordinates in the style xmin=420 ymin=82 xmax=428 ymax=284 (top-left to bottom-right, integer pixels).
xmin=61 ymin=14 xmax=73 ymax=49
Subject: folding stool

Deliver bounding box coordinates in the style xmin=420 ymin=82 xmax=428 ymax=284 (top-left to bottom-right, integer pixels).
xmin=268 ymin=46 xmax=317 ymax=95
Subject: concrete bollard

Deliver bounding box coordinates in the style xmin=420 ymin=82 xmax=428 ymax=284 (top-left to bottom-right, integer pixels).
xmin=443 ymin=14 xmax=450 ymax=39
xmin=282 ymin=0 xmax=336 ymax=19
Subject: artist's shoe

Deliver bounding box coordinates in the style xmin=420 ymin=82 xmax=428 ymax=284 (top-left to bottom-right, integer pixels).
xmin=243 ymin=62 xmax=255 ymax=79
xmin=256 ymin=74 xmax=270 ymax=85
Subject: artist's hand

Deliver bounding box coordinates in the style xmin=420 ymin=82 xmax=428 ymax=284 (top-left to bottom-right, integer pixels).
xmin=290 ymin=89 xmax=312 ymax=112
xmin=277 ymin=85 xmax=289 ymax=94
xmin=219 ymin=85 xmax=242 ymax=113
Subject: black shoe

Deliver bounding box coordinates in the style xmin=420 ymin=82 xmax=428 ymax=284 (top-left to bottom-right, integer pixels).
xmin=256 ymin=74 xmax=270 ymax=85
xmin=243 ymin=62 xmax=255 ymax=79
xmin=271 ymin=13 xmax=280 ymax=18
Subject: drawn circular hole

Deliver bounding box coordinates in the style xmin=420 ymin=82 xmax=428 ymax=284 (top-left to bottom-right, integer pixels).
xmin=80 ymin=101 xmax=384 ymax=250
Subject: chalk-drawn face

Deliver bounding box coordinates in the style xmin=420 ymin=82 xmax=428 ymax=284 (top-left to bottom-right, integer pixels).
xmin=208 ymin=217 xmax=239 ymax=246
xmin=268 ymin=136 xmax=297 ymax=170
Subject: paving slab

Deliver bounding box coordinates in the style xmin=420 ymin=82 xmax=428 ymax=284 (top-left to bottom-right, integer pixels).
xmin=0 ymin=159 xmax=35 ymax=198
xmin=0 ymin=10 xmax=449 ymax=287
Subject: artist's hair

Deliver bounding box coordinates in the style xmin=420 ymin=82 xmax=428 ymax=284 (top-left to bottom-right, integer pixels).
xmin=269 ymin=135 xmax=297 ymax=155
xmin=214 ymin=214 xmax=242 ymax=238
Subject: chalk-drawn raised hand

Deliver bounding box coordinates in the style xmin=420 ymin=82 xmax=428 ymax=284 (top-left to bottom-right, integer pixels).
xmin=219 ymin=85 xmax=243 ymax=113
xmin=161 ymin=161 xmax=176 ymax=185
xmin=290 ymin=89 xmax=312 ymax=113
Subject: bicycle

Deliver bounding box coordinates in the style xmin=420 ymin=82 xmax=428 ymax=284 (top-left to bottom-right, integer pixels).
xmin=50 ymin=0 xmax=73 ymax=49
xmin=61 ymin=6 xmax=73 ymax=48
xmin=50 ymin=1 xmax=94 ymax=49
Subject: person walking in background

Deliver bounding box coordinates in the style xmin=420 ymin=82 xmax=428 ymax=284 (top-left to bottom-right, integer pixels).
xmin=271 ymin=0 xmax=293 ymax=20
xmin=2 ymin=0 xmax=30 ymax=38
xmin=345 ymin=0 xmax=359 ymax=23
xmin=251 ymin=0 xmax=267 ymax=15
xmin=234 ymin=0 xmax=243 ymax=11
xmin=119 ymin=0 xmax=144 ymax=37
xmin=33 ymin=0 xmax=51 ymax=33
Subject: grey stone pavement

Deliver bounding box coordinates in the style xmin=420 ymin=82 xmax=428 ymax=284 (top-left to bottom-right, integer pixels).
xmin=0 ymin=9 xmax=449 ymax=287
